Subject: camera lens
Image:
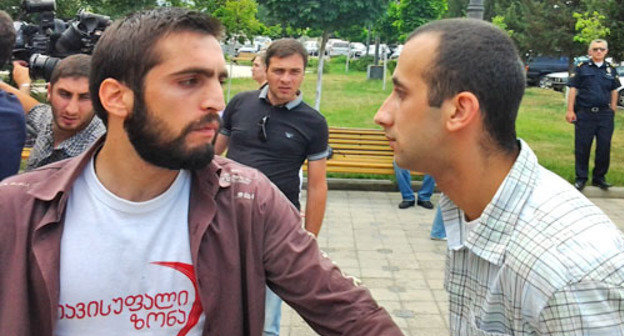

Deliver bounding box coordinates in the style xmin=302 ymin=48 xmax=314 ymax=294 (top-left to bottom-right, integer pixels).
xmin=29 ymin=53 xmax=61 ymax=82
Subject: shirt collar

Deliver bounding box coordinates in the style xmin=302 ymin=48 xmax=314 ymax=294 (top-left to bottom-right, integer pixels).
xmin=589 ymin=60 xmax=606 ymax=68
xmin=258 ymin=84 xmax=303 ymax=110
xmin=55 ymin=116 xmax=106 ymax=155
xmin=442 ymin=139 xmax=539 ymax=265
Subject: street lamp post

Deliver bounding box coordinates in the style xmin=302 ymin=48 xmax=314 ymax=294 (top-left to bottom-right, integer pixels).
xmin=467 ymin=0 xmax=485 ymax=20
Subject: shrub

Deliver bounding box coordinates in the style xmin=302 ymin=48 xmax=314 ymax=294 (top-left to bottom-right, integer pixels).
xmin=349 ymin=56 xmax=375 ymax=72
xmin=307 ymin=57 xmax=329 ymax=74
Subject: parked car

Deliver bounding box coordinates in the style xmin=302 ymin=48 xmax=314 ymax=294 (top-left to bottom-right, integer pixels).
xmin=253 ymin=36 xmax=271 ymax=51
xmin=367 ymin=44 xmax=391 ymax=59
xmin=543 ymin=71 xmax=568 ymax=91
xmin=327 ymin=39 xmax=350 ymax=57
xmin=617 ymin=65 xmax=624 ymax=107
xmin=236 ymin=44 xmax=256 ymax=56
xmin=525 ymin=55 xmax=569 ymax=86
xmin=390 ymin=44 xmax=403 ymax=59
xmin=349 ymin=42 xmax=366 ymax=58
xmin=304 ymin=40 xmax=319 ymax=56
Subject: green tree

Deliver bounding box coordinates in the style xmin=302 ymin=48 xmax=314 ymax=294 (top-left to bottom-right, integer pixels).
xmin=395 ymin=0 xmax=447 ymax=41
xmin=445 ymin=0 xmax=469 ymax=17
xmin=82 ymin=0 xmax=158 ymax=19
xmin=491 ymin=15 xmax=514 ymax=37
xmin=586 ymin=0 xmax=624 ymax=61
xmin=213 ymin=0 xmax=262 ymax=42
xmin=573 ymin=11 xmax=609 ymax=45
xmin=258 ymin=0 xmax=390 ymax=110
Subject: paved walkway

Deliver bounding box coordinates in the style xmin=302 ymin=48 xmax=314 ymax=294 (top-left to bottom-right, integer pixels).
xmin=277 ymin=190 xmax=624 ymax=335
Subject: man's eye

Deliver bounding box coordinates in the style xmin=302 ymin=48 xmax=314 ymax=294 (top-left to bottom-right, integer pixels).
xmin=394 ymin=88 xmax=406 ymax=100
xmin=180 ymin=77 xmax=199 ymax=86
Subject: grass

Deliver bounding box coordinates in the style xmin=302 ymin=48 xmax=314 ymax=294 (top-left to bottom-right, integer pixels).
xmin=225 ymin=58 xmax=624 ymax=185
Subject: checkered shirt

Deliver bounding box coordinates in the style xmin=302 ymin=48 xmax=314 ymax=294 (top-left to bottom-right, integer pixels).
xmin=25 ymin=104 xmax=105 ymax=170
xmin=441 ymin=139 xmax=624 ymax=335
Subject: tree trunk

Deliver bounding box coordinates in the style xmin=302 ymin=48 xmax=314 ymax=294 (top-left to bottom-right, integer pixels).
xmin=314 ymin=30 xmax=330 ymax=111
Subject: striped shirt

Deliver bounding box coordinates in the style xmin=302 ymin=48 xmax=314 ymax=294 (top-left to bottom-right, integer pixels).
xmin=441 ymin=139 xmax=624 ymax=335
xmin=25 ymin=104 xmax=105 ymax=171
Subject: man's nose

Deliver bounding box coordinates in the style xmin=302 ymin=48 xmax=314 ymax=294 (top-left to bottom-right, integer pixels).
xmin=374 ymin=94 xmax=393 ymax=127
xmin=65 ymin=95 xmax=80 ymax=114
xmin=200 ymin=80 xmax=225 ymax=113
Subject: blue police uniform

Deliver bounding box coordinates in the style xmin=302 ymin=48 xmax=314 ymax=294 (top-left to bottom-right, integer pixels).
xmin=567 ymin=60 xmax=620 ymax=185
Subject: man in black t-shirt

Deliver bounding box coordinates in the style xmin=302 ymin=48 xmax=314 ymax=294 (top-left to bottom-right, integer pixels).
xmin=216 ymin=38 xmax=329 ymax=236
xmin=215 ymin=38 xmax=329 ymax=336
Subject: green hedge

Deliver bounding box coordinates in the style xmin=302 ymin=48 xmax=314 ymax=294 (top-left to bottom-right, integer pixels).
xmin=307 ymin=57 xmax=329 ymax=73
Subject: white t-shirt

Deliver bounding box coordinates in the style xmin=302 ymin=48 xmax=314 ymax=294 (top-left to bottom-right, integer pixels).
xmin=55 ymin=157 xmax=205 ymax=335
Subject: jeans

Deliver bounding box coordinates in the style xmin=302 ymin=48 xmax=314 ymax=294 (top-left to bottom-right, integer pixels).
xmin=263 ymin=287 xmax=281 ymax=336
xmin=393 ymin=161 xmax=435 ymax=201
xmin=430 ymin=206 xmax=446 ymax=239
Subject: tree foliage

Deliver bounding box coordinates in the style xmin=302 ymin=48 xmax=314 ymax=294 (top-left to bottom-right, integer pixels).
xmin=212 ymin=0 xmax=262 ymax=41
xmin=586 ymin=0 xmax=624 ymax=61
xmin=573 ymin=11 xmax=609 ymax=45
xmin=395 ymin=0 xmax=447 ymax=41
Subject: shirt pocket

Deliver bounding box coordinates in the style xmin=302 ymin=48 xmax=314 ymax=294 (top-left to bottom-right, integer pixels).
xmin=467 ymin=310 xmax=512 ymax=336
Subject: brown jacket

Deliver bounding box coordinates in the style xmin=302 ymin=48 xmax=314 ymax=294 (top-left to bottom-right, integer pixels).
xmin=0 ymin=140 xmax=403 ymax=335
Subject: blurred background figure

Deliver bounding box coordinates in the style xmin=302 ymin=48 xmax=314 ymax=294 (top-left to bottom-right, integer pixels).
xmin=0 ymin=10 xmax=26 ymax=181
xmin=251 ymin=50 xmax=267 ymax=88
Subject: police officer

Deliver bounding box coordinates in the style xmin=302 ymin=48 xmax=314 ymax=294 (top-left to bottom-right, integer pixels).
xmin=566 ymin=39 xmax=620 ymax=191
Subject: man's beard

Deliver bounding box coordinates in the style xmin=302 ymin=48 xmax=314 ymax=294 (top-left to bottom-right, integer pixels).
xmin=124 ymin=96 xmax=216 ymax=170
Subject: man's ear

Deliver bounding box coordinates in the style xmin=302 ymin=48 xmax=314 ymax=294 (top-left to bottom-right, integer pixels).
xmin=446 ymin=91 xmax=480 ymax=132
xmin=46 ymin=83 xmax=52 ymax=101
xmin=98 ymin=78 xmax=134 ymax=120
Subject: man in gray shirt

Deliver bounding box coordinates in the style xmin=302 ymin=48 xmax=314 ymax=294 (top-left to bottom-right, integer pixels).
xmin=7 ymin=54 xmax=105 ymax=170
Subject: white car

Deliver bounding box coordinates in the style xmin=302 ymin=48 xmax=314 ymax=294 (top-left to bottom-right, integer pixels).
xmin=304 ymin=40 xmax=319 ymax=56
xmin=390 ymin=45 xmax=403 ymax=59
xmin=367 ymin=44 xmax=391 ymax=59
xmin=349 ymin=42 xmax=366 ymax=58
xmin=236 ymin=44 xmax=257 ymax=55
xmin=327 ymin=39 xmax=350 ymax=57
xmin=617 ymin=65 xmax=624 ymax=107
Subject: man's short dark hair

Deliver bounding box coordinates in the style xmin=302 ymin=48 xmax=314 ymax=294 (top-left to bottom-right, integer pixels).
xmin=0 ymin=10 xmax=15 ymax=67
xmin=408 ymin=18 xmax=525 ymax=153
xmin=252 ymin=50 xmax=266 ymax=64
xmin=50 ymin=54 xmax=91 ymax=86
xmin=265 ymin=38 xmax=308 ymax=68
xmin=90 ymin=7 xmax=224 ymax=126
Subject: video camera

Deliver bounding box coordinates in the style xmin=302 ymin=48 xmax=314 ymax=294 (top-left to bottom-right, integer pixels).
xmin=12 ymin=0 xmax=110 ymax=81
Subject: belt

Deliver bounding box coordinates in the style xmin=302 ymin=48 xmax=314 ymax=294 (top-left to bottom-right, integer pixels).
xmin=579 ymin=106 xmax=610 ymax=113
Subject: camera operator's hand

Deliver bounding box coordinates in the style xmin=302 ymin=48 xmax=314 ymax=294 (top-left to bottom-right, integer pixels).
xmin=12 ymin=61 xmax=31 ymax=93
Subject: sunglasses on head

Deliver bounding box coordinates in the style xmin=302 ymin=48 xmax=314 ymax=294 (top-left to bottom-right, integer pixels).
xmin=258 ymin=115 xmax=269 ymax=142
xmin=592 ymin=47 xmax=606 ymax=52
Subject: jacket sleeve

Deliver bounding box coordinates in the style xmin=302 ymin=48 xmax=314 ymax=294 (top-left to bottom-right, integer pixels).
xmin=254 ymin=178 xmax=403 ymax=336
xmin=567 ymin=65 xmax=582 ymax=88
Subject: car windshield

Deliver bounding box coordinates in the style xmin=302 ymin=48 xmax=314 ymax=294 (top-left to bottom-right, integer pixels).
xmin=617 ymin=66 xmax=624 ymax=76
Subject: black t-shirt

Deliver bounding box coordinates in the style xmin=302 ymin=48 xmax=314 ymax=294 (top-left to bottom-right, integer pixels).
xmin=220 ymin=87 xmax=329 ymax=209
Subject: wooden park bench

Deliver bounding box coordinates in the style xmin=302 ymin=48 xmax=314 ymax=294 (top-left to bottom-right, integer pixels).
xmin=231 ymin=51 xmax=256 ymax=64
xmin=304 ymin=126 xmax=421 ymax=177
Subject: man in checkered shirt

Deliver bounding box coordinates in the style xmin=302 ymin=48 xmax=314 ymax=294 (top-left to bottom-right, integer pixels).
xmin=375 ymin=18 xmax=624 ymax=335
xmin=10 ymin=54 xmax=105 ymax=170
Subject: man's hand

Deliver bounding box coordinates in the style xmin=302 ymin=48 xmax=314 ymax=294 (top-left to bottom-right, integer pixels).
xmin=565 ymin=110 xmax=576 ymax=123
xmin=12 ymin=61 xmax=31 ymax=92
